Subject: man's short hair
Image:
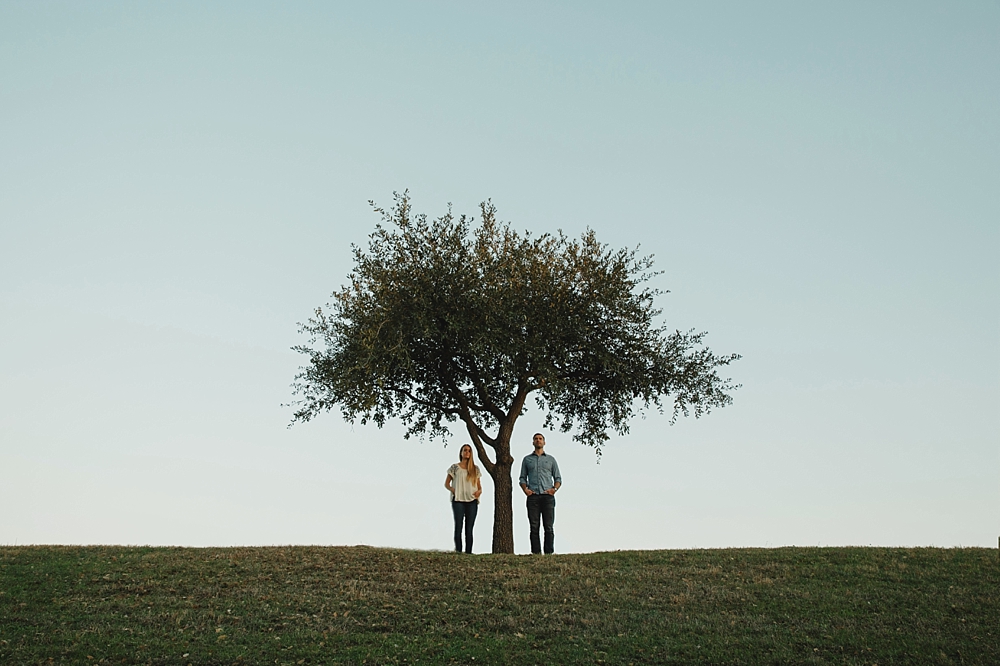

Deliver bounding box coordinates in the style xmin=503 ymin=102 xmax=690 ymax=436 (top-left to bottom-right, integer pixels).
xmin=533 ymin=433 xmax=545 ymax=440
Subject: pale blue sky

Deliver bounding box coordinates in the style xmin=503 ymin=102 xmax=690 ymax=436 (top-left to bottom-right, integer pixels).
xmin=1 ymin=2 xmax=997 ymax=551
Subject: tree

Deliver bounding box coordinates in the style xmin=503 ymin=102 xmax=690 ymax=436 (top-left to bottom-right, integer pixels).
xmin=291 ymin=192 xmax=739 ymax=553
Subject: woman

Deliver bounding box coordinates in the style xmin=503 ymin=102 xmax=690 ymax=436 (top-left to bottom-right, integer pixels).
xmin=444 ymin=444 xmax=482 ymax=553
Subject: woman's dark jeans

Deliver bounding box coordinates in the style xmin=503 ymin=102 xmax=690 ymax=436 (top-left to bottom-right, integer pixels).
xmin=451 ymin=500 xmax=478 ymax=553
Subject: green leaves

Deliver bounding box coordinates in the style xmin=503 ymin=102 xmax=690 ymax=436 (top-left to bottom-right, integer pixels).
xmin=291 ymin=191 xmax=739 ymax=457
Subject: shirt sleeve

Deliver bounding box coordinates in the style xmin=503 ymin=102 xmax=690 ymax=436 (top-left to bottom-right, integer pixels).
xmin=551 ymin=457 xmax=562 ymax=485
xmin=447 ymin=464 xmax=457 ymax=478
xmin=518 ymin=456 xmax=529 ymax=486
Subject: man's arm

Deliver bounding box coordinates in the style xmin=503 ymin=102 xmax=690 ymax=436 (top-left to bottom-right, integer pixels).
xmin=548 ymin=458 xmax=562 ymax=494
xmin=518 ymin=456 xmax=533 ymax=496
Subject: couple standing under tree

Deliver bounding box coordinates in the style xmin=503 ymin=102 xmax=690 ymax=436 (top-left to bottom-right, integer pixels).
xmin=444 ymin=433 xmax=563 ymax=555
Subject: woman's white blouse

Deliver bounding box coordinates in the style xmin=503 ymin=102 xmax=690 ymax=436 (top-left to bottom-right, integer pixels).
xmin=447 ymin=464 xmax=479 ymax=502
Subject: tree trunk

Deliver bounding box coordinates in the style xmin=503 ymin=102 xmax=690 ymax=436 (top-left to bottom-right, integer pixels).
xmin=491 ymin=437 xmax=515 ymax=554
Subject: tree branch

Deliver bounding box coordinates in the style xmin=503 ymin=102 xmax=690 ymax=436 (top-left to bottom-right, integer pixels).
xmin=434 ymin=367 xmax=500 ymax=476
xmin=505 ymin=378 xmax=532 ymax=424
xmin=474 ymin=423 xmax=496 ymax=448
xmin=462 ymin=418 xmax=497 ymax=478
xmin=442 ymin=349 xmax=507 ymax=424
xmin=457 ymin=354 xmax=507 ymax=424
xmin=389 ymin=387 xmax=462 ymax=416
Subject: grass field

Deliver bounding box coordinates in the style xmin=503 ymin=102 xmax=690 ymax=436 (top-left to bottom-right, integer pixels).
xmin=1 ymin=545 xmax=996 ymax=665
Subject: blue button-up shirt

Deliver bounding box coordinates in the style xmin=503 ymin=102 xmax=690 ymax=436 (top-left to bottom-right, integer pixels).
xmin=519 ymin=452 xmax=562 ymax=494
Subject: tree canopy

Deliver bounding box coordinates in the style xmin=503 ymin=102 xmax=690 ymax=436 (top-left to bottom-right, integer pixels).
xmin=292 ymin=192 xmax=739 ymax=552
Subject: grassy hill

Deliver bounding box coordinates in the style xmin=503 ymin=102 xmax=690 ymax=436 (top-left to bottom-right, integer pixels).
xmin=1 ymin=545 xmax=996 ymax=664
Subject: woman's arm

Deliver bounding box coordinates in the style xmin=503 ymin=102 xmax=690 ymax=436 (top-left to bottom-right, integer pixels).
xmin=445 ymin=474 xmax=454 ymax=493
xmin=474 ymin=477 xmax=482 ymax=499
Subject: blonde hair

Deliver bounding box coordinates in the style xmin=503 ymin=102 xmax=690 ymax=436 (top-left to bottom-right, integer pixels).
xmin=459 ymin=444 xmax=480 ymax=482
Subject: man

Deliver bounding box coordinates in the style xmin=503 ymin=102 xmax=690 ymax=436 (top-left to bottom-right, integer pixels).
xmin=518 ymin=433 xmax=562 ymax=555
